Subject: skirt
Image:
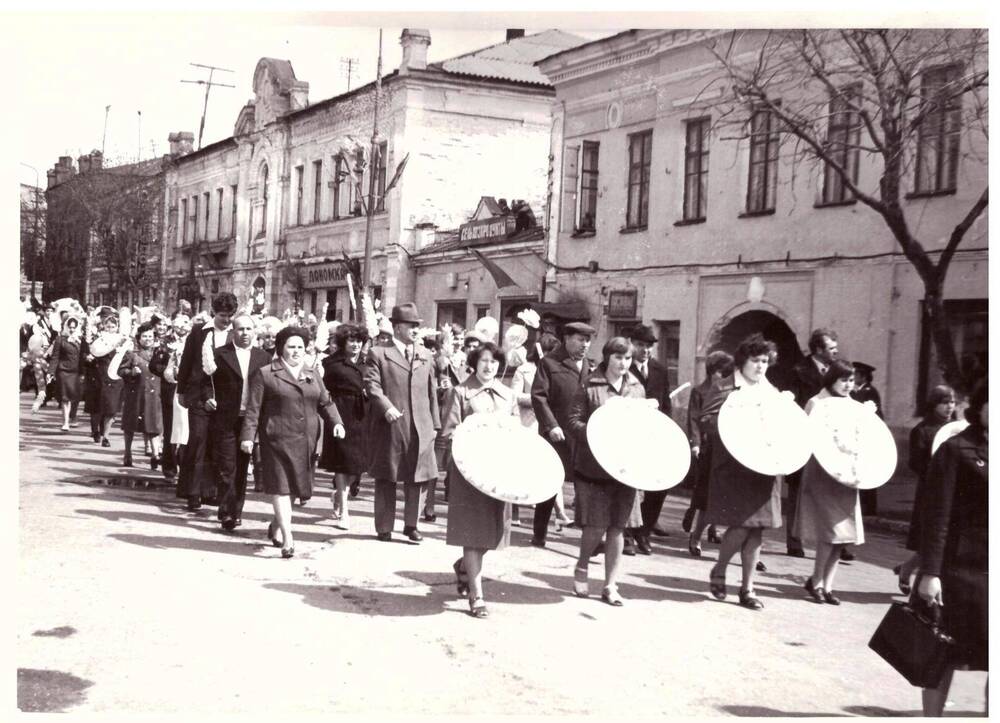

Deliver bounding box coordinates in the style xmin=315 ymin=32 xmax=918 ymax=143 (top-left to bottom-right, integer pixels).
xmin=99 ymin=379 xmax=123 ymax=417
xmin=704 ymin=428 xmax=782 ymax=529
xmin=941 ymin=567 xmax=988 ymax=671
xmin=792 ymin=457 xmax=864 ymax=545
xmin=573 ymin=474 xmax=637 ymax=529
xmin=57 ymin=370 xmax=83 ymax=403
xmin=445 ymin=466 xmax=510 ymax=550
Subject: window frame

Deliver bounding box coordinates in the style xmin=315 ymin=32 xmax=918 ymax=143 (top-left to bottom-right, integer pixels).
xmin=375 ymin=142 xmax=387 ymax=214
xmin=260 ymin=164 xmax=269 ymax=238
xmin=625 ymin=130 xmax=653 ymax=230
xmin=230 ymin=184 xmax=238 ymax=238
xmin=682 ymin=117 xmax=710 ymax=222
xmin=203 ymin=191 xmax=211 ymax=240
xmin=180 ymin=198 xmax=188 ymax=246
xmin=577 ymin=140 xmax=600 ymax=232
xmin=192 ymin=195 xmax=200 ymax=241
xmin=295 ymin=165 xmax=304 ymax=226
xmin=820 ymin=85 xmax=862 ymax=206
xmin=914 ymin=63 xmax=963 ymax=196
xmin=313 ymin=159 xmax=323 ymax=223
xmin=216 ymin=188 xmax=224 ymax=239
xmin=745 ymin=106 xmax=779 ymax=215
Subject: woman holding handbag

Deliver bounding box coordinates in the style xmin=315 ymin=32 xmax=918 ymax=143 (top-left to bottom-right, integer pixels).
xmin=916 ymin=382 xmax=987 ymax=716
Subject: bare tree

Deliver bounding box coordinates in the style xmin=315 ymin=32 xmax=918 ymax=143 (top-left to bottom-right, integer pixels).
xmin=20 ymin=186 xmax=46 ymax=297
xmin=708 ymin=29 xmax=987 ymax=390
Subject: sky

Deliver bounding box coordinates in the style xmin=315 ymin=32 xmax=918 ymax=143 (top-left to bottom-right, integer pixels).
xmin=9 ymin=13 xmax=619 ymax=187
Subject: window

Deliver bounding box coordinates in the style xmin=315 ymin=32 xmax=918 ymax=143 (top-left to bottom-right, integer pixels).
xmin=333 ymin=155 xmax=356 ymax=219
xmin=917 ymin=298 xmax=987 ymax=407
xmin=203 ymin=192 xmax=210 ymax=239
xmin=313 ymin=160 xmax=322 ymax=223
xmin=626 ymin=130 xmax=652 ymax=229
xmin=216 ymin=188 xmax=224 ymax=239
xmin=915 ymin=64 xmax=962 ymax=195
xmin=822 ymin=85 xmax=861 ymax=205
xmin=475 ymin=304 xmax=491 ymax=321
xmin=746 ymin=107 xmax=779 ymax=213
xmin=578 ymin=141 xmax=599 ymax=231
xmin=436 ymin=301 xmax=467 ymax=330
xmin=656 ymin=321 xmax=681 ymax=392
xmin=260 ymin=165 xmax=269 ymax=237
xmin=180 ymin=198 xmax=188 ymax=245
xmin=230 ymin=184 xmax=238 ymax=238
xmin=375 ymin=142 xmax=387 ymax=213
xmin=192 ymin=195 xmax=200 ymax=241
xmin=682 ymin=118 xmax=710 ymax=221
xmin=332 ymin=156 xmax=343 ymax=220
xmin=295 ymin=165 xmax=304 ymax=225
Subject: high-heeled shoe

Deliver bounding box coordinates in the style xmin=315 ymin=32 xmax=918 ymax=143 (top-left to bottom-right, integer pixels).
xmin=573 ymin=566 xmax=589 ymax=598
xmin=892 ymin=564 xmax=912 ymax=595
xmin=150 ymin=455 xmax=160 ymax=471
xmin=739 ymin=589 xmax=764 ymax=610
xmin=709 ymin=570 xmax=727 ymax=600
xmin=822 ymin=590 xmax=841 ymax=605
xmin=122 ymin=452 xmax=133 ymax=467
xmin=101 ymin=437 xmax=110 ymax=448
xmin=804 ymin=577 xmax=825 ymax=603
xmin=601 ymin=585 xmax=624 ymax=607
xmin=281 ymin=547 xmax=295 ymax=559
xmin=267 ymin=521 xmax=283 ymax=548
xmin=707 ymin=526 xmax=722 ymax=544
xmin=453 ymin=559 xmax=469 ymax=596
xmin=688 ymin=537 xmax=703 ymax=557
xmin=468 ymin=597 xmax=489 ymax=618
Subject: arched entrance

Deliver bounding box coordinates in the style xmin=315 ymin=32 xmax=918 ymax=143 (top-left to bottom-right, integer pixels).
xmin=706 ymin=309 xmax=804 ymax=390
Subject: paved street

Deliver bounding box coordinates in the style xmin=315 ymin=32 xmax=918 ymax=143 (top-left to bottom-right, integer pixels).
xmin=17 ymin=396 xmax=986 ymax=716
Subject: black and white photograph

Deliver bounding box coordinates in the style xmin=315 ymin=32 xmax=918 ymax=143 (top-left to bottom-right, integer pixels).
xmin=10 ymin=7 xmax=990 ymax=717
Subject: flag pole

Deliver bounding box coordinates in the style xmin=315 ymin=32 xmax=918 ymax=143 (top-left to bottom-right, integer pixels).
xmin=361 ymin=28 xmax=383 ymax=300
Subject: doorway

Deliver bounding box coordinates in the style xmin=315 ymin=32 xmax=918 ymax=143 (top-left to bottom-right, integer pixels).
xmin=706 ymin=309 xmax=803 ymax=390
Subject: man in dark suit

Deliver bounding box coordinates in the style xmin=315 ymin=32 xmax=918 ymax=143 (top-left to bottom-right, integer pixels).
xmin=783 ymin=327 xmax=839 ymax=557
xmin=176 ymin=292 xmax=238 ymax=511
xmin=203 ymin=313 xmax=271 ymax=530
xmin=530 ymin=321 xmax=596 ymax=548
xmin=364 ymin=302 xmax=441 ymax=543
xmin=625 ymin=324 xmax=673 ymax=555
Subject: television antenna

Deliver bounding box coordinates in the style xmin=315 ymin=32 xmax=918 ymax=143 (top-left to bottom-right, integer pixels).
xmin=181 ymin=63 xmax=235 ymax=150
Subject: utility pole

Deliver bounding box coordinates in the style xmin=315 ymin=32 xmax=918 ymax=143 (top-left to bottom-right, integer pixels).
xmin=137 ymin=110 xmax=142 ymax=161
xmin=361 ymin=30 xmax=382 ymax=295
xmin=101 ymin=105 xmax=110 ymax=156
xmin=340 ymin=56 xmax=359 ymax=91
xmin=181 ymin=63 xmax=235 ymax=150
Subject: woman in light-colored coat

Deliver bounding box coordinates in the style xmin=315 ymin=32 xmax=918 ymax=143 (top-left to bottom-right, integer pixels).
xmin=241 ymin=327 xmax=344 ymax=558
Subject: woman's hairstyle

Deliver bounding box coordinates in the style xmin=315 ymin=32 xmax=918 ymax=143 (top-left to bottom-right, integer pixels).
xmin=705 ymin=350 xmax=735 ymax=377
xmin=467 ymin=341 xmax=500 ymax=371
xmin=422 ymin=336 xmax=441 ymax=352
xmin=734 ymin=333 xmax=774 ymax=368
xmin=333 ymin=323 xmax=370 ymax=350
xmin=924 ymin=384 xmax=956 ymax=417
xmin=821 ymin=358 xmax=856 ymax=391
xmin=136 ymin=321 xmax=157 ymax=338
xmin=964 ymin=380 xmax=987 ymax=427
xmin=275 ymin=325 xmax=310 ymax=358
xmin=601 ymin=336 xmax=632 ymax=363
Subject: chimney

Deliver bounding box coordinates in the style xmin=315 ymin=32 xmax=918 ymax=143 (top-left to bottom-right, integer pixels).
xmin=506 ymin=29 xmax=525 ymax=41
xmin=89 ymin=150 xmax=103 ymax=171
xmin=48 ymin=156 xmax=76 ymax=187
xmin=78 ymin=154 xmax=91 ymax=174
xmin=399 ymin=28 xmax=431 ymax=74
xmin=168 ymin=132 xmax=195 ymax=158
xmin=289 ymin=80 xmax=310 ymax=111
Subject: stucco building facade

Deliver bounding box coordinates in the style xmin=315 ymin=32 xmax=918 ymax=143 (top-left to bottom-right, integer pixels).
xmin=537 ymin=30 xmax=988 ymax=427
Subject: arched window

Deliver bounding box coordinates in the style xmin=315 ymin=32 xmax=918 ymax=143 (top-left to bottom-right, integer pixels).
xmin=260 ymin=163 xmax=269 ymax=236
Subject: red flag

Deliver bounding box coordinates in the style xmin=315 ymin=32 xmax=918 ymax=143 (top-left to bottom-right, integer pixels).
xmin=470 ymin=248 xmax=518 ymax=289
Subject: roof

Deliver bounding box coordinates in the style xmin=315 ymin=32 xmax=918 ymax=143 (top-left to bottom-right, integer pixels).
xmin=534 ymin=29 xmax=636 ymax=67
xmin=414 ymin=226 xmax=545 ymax=257
xmin=433 ymin=30 xmax=587 ymax=86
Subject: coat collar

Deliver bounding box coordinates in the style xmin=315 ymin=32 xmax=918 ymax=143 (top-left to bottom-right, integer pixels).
xmin=385 ymin=341 xmax=426 ymax=372
xmin=269 ymin=358 xmax=319 ymax=391
xmin=463 ymin=375 xmax=512 ymax=402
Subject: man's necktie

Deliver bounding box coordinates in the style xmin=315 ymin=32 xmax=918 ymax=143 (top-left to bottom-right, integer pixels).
xmin=405 ymin=346 xmax=412 ymax=365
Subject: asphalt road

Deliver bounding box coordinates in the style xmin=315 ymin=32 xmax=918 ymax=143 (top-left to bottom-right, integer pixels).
xmin=17 ymin=396 xmax=987 ymax=716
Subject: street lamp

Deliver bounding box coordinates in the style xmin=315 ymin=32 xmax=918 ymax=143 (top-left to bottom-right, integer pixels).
xmin=19 ymin=162 xmax=40 ymax=298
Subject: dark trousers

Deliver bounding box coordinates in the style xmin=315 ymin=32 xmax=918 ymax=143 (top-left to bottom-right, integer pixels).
xmin=179 ymin=410 xmax=216 ymax=503
xmin=160 ymin=383 xmax=177 ymax=476
xmin=374 ymin=478 xmax=427 ymax=534
xmin=90 ymin=413 xmax=101 ymax=440
xmin=859 ymin=488 xmax=878 ymax=517
xmin=212 ymin=415 xmax=251 ymax=522
xmin=533 ymin=494 xmax=557 ymax=542
xmin=786 ymin=471 xmax=803 ymax=551
xmin=640 ymin=488 xmax=669 ymax=535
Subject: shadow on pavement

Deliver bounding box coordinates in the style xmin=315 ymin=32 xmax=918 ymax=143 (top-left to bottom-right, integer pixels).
xmin=265 ymin=581 xmax=447 ymax=617
xmin=108 ymin=532 xmax=265 ymax=557
xmin=719 ymin=705 xmax=846 ymax=716
xmin=398 ymin=570 xmax=570 ymax=606
xmin=17 ymin=668 xmax=93 ymax=713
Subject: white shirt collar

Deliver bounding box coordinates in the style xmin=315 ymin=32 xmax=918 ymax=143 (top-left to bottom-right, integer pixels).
xmin=393 ymin=337 xmax=413 ymax=358
xmin=281 ymin=358 xmax=304 ymax=379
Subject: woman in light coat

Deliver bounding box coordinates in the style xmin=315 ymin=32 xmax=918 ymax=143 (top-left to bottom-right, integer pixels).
xmin=241 ymin=326 xmax=345 ymax=558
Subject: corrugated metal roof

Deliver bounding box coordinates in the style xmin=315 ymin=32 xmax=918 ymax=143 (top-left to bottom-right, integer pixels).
xmin=435 ymin=30 xmax=586 ymax=86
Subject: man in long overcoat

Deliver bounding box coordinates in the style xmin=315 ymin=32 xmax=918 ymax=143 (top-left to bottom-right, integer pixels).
xmin=364 ymin=302 xmax=441 ymax=542
xmin=627 ymin=324 xmax=674 ymax=554
xmin=783 ymin=327 xmax=839 ymax=557
xmin=530 ymin=321 xmax=596 ymax=548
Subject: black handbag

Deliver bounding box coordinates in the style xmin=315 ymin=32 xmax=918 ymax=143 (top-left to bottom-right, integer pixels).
xmin=868 ymin=598 xmax=957 ymax=688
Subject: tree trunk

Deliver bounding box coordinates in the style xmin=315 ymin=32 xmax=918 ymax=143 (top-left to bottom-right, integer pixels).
xmin=922 ymin=280 xmax=962 ymax=393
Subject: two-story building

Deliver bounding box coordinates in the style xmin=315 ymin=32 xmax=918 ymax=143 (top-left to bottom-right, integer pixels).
xmin=537 ymin=29 xmax=988 ymax=426
xmin=161 ymin=28 xmax=585 ymax=321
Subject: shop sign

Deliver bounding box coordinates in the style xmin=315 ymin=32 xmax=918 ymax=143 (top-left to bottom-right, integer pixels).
xmin=459 ymin=215 xmax=516 ymax=243
xmin=607 ymin=289 xmax=637 ymax=319
xmin=303 ymin=262 xmax=348 ymax=289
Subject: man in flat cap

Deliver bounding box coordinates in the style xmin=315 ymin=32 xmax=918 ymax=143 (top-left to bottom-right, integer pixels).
xmin=530 ymin=320 xmax=596 ymax=548
xmin=364 ymin=302 xmax=441 ymax=542
xmin=625 ymin=324 xmax=674 ymax=555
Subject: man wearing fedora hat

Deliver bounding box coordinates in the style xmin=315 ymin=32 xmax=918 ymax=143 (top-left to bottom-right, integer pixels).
xmin=626 ymin=324 xmax=674 ymax=555
xmin=530 ymin=320 xmax=596 ymax=548
xmin=364 ymin=302 xmax=441 ymax=542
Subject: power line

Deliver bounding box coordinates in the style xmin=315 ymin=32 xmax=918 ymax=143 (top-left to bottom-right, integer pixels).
xmin=180 ymin=62 xmax=235 ymax=150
